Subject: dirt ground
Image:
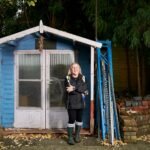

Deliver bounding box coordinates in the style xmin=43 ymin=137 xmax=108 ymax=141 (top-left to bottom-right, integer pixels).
xmin=0 ymin=134 xmax=150 ymax=150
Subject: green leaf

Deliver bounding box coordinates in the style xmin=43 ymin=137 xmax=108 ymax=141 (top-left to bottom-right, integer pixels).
xmin=143 ymin=30 xmax=150 ymax=48
xmin=27 ymin=0 xmax=36 ymax=7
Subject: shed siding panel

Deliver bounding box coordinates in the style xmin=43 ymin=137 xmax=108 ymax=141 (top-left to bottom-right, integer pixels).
xmin=16 ymin=35 xmax=36 ymax=50
xmin=56 ymin=41 xmax=73 ymax=50
xmin=1 ymin=47 xmax=14 ymax=127
xmin=16 ymin=35 xmax=74 ymax=51
xmin=78 ymin=46 xmax=90 ymax=128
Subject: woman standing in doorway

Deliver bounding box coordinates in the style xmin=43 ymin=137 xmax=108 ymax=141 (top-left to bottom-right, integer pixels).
xmin=64 ymin=63 xmax=88 ymax=145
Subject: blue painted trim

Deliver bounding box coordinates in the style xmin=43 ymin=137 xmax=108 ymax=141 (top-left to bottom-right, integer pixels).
xmin=96 ymin=48 xmax=106 ymax=140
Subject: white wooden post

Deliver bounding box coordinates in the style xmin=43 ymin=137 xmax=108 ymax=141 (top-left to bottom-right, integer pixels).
xmin=90 ymin=46 xmax=95 ymax=134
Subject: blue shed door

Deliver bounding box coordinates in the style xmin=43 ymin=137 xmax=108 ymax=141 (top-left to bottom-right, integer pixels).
xmin=14 ymin=50 xmax=74 ymax=129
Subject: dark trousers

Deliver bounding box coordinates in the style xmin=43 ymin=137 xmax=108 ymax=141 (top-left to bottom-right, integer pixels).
xmin=68 ymin=109 xmax=83 ymax=124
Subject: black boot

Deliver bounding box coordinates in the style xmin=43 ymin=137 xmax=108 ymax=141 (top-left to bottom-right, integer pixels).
xmin=75 ymin=125 xmax=81 ymax=143
xmin=67 ymin=127 xmax=75 ymax=145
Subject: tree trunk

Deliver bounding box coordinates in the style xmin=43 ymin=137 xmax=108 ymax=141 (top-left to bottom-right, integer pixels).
xmin=126 ymin=48 xmax=131 ymax=92
xmin=141 ymin=48 xmax=146 ymax=96
xmin=136 ymin=48 xmax=142 ymax=96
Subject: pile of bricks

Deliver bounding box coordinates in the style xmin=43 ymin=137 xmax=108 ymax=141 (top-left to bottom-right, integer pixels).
xmin=117 ymin=95 xmax=150 ymax=143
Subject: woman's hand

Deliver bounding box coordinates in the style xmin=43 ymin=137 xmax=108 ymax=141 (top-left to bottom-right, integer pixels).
xmin=66 ymin=85 xmax=75 ymax=93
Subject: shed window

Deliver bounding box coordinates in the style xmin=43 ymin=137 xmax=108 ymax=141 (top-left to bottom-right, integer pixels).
xmin=18 ymin=54 xmax=41 ymax=107
xmin=48 ymin=53 xmax=73 ymax=107
xmin=15 ymin=50 xmax=74 ymax=108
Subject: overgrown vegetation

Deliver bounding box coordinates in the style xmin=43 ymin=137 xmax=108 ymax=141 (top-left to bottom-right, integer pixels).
xmin=0 ymin=0 xmax=149 ymax=49
xmin=0 ymin=0 xmax=149 ymax=95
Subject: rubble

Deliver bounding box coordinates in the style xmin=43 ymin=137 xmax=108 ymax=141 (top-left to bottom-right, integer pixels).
xmin=137 ymin=135 xmax=150 ymax=143
xmin=117 ymin=95 xmax=150 ymax=143
xmin=0 ymin=133 xmax=52 ymax=150
xmin=100 ymin=139 xmax=127 ymax=147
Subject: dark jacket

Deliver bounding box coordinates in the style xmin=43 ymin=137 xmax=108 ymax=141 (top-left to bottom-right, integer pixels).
xmin=64 ymin=74 xmax=88 ymax=109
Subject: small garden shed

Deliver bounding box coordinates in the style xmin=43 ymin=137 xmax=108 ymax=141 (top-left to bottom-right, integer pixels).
xmin=0 ymin=21 xmax=102 ymax=132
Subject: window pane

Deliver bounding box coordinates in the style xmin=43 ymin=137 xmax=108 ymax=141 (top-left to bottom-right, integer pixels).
xmin=49 ymin=53 xmax=74 ymax=107
xmin=19 ymin=54 xmax=41 ymax=79
xmin=50 ymin=64 xmax=68 ymax=79
xmin=50 ymin=54 xmax=73 ymax=79
xmin=49 ymin=78 xmax=66 ymax=107
xmin=19 ymin=81 xmax=41 ymax=107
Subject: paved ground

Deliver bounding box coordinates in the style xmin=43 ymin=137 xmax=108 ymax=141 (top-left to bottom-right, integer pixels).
xmin=21 ymin=137 xmax=150 ymax=150
xmin=0 ymin=134 xmax=150 ymax=150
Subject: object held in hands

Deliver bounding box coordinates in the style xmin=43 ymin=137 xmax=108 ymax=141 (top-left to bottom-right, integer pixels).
xmin=66 ymin=85 xmax=75 ymax=93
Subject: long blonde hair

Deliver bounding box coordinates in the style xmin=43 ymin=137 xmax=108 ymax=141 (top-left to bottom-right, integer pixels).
xmin=67 ymin=62 xmax=82 ymax=75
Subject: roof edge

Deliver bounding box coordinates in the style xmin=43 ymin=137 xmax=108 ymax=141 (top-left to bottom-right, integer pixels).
xmin=0 ymin=26 xmax=39 ymax=44
xmin=44 ymin=26 xmax=102 ymax=48
xmin=0 ymin=22 xmax=102 ymax=48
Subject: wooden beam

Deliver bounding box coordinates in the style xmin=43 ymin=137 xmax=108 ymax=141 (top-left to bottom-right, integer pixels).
xmin=39 ymin=20 xmax=44 ymax=34
xmin=90 ymin=46 xmax=95 ymax=134
xmin=0 ymin=27 xmax=39 ymax=44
